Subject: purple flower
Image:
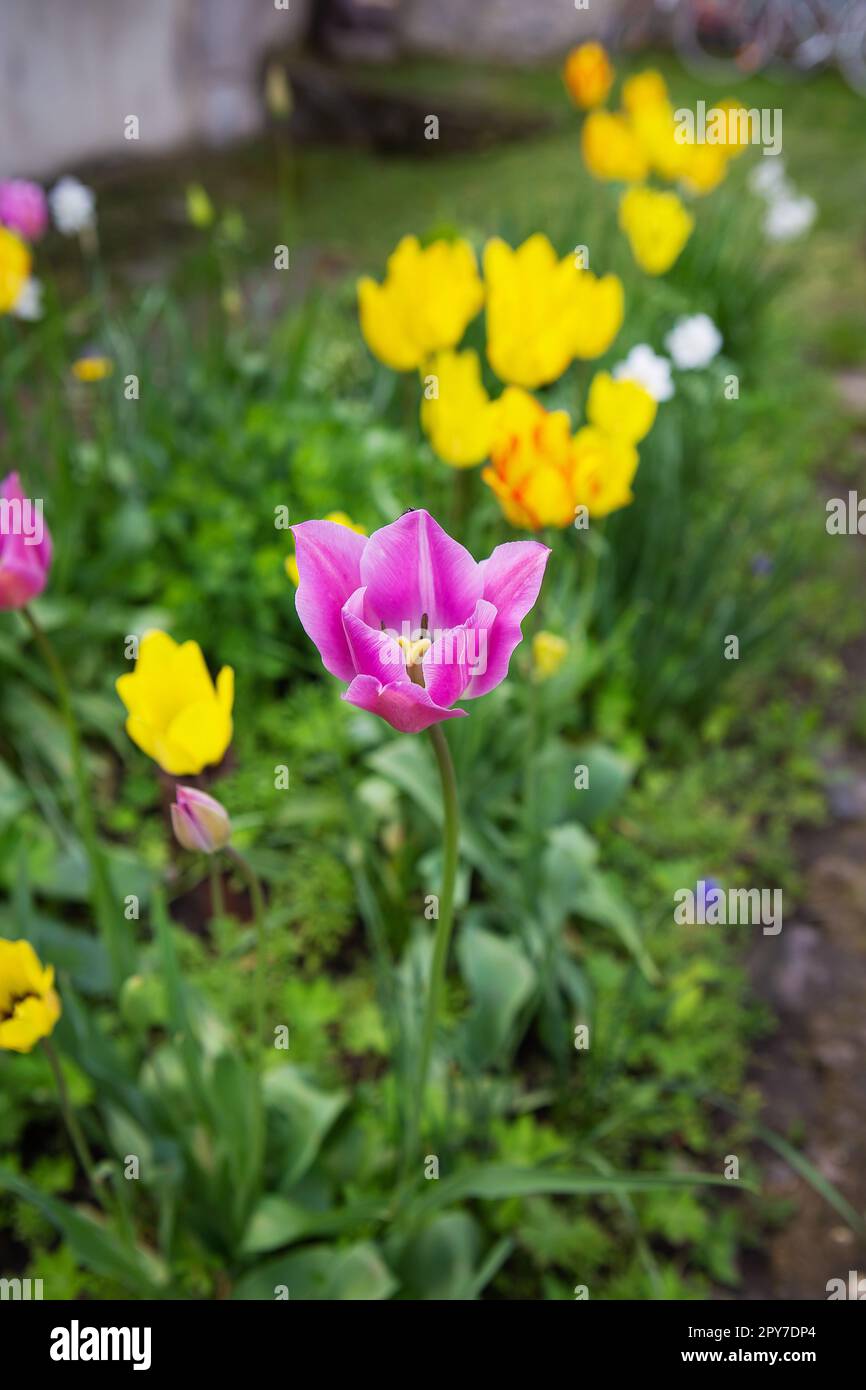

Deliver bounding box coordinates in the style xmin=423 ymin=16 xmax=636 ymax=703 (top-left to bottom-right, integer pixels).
xmin=0 ymin=180 xmax=48 ymax=242
xmin=292 ymin=508 xmax=550 ymax=733
xmin=0 ymin=471 xmax=52 ymax=610
xmin=751 ymin=552 xmax=774 ymax=577
xmin=697 ymin=877 xmax=722 ymax=911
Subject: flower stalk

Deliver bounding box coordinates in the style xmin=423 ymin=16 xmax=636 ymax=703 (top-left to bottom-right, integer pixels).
xmin=226 ymin=846 xmax=267 ymax=1060
xmin=24 ymin=607 xmax=129 ymax=989
xmin=406 ymin=723 xmax=460 ymax=1168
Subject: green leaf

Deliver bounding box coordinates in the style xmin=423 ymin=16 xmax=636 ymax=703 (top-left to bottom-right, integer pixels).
xmin=458 ymin=927 xmax=536 ymax=1069
xmin=0 ymin=1167 xmax=169 ymax=1295
xmin=572 ymin=873 xmax=659 ymax=984
xmin=415 ymin=1163 xmax=740 ymax=1215
xmin=241 ymin=1195 xmax=388 ymax=1256
xmin=394 ymin=1211 xmax=482 ymax=1300
xmin=570 ymin=742 xmax=635 ymax=825
xmin=233 ymin=1241 xmax=396 ymax=1301
xmin=263 ymin=1066 xmax=346 ymax=1189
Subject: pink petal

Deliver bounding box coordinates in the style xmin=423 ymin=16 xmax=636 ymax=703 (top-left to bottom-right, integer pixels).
xmin=360 ymin=509 xmax=481 ymax=634
xmin=0 ymin=471 xmax=52 ymax=610
xmin=342 ymin=603 xmax=407 ymax=685
xmin=466 ymin=542 xmax=551 ymax=698
xmin=343 ymin=674 xmax=467 ymax=734
xmin=422 ymin=599 xmax=497 ymax=708
xmin=292 ymin=520 xmax=368 ymax=681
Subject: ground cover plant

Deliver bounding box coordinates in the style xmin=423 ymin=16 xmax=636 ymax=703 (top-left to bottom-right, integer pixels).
xmin=0 ymin=44 xmax=864 ymax=1301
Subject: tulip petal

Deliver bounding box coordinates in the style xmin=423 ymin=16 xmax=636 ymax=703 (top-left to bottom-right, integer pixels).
xmin=0 ymin=471 xmax=52 ymax=610
xmin=467 ymin=542 xmax=551 ymax=697
xmin=342 ymin=604 xmax=407 ymax=685
xmin=343 ymin=674 xmax=467 ymax=734
xmin=293 ymin=520 xmax=368 ymax=680
xmin=422 ymin=599 xmax=497 ymax=708
xmin=360 ymin=509 xmax=481 ymax=633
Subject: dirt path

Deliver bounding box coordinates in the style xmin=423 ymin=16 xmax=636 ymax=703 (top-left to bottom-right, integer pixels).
xmin=746 ymin=388 xmax=866 ymax=1300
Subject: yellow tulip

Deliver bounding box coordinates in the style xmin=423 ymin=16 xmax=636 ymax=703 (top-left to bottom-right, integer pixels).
xmin=586 ymin=371 xmax=657 ymax=445
xmin=482 ymin=387 xmax=577 ymax=530
xmin=563 ymin=42 xmax=615 ymax=110
xmin=532 ymin=631 xmax=569 ymax=681
xmin=286 ymin=512 xmax=365 ymax=587
xmin=713 ymin=98 xmax=751 ymax=158
xmin=621 ymin=69 xmax=669 ymax=113
xmin=572 ymin=426 xmax=639 ymax=518
xmin=572 ymin=270 xmax=625 ymax=360
xmin=581 ymin=110 xmax=649 ymax=183
xmin=357 ymin=235 xmax=484 ymax=371
xmin=485 ymin=235 xmax=623 ymax=387
xmin=420 ymin=349 xmax=494 ymax=468
xmin=679 ymin=142 xmax=729 ymax=195
xmin=71 ymin=351 xmax=114 ymax=382
xmin=618 ymin=186 xmax=694 ymax=276
xmin=630 ymin=101 xmax=690 ymax=182
xmin=0 ymin=939 xmax=61 ymax=1053
xmin=0 ymin=227 xmax=31 ymax=314
xmin=116 ymin=630 xmax=234 ymax=775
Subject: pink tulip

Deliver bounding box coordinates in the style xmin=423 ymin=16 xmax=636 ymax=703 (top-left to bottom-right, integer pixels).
xmin=171 ymin=785 xmax=232 ymax=854
xmin=0 ymin=180 xmax=48 ymax=242
xmin=0 ymin=472 xmax=52 ymax=610
xmin=292 ymin=508 xmax=550 ymax=733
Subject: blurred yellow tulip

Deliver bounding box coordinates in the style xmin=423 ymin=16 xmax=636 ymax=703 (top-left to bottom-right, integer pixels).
xmin=586 ymin=371 xmax=657 ymax=445
xmin=420 ymin=349 xmax=494 ymax=467
xmin=563 ymin=42 xmax=615 ymax=110
xmin=485 ymin=234 xmax=623 ymax=387
xmin=532 ymin=631 xmax=569 ymax=681
xmin=581 ymin=110 xmax=650 ymax=183
xmin=572 ymin=426 xmax=639 ymax=519
xmin=482 ymin=387 xmax=578 ymax=530
xmin=357 ymin=236 xmax=483 ymax=371
xmin=618 ymin=186 xmax=694 ymax=276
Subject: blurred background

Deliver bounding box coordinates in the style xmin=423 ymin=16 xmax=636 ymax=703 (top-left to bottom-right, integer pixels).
xmin=1 ymin=0 xmax=865 ymax=1304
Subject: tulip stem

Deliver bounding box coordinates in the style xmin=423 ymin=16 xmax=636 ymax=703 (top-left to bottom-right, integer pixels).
xmin=407 ymin=724 xmax=460 ymax=1172
xmin=42 ymin=1038 xmax=100 ymax=1202
xmin=226 ymin=847 xmax=267 ymax=1061
xmin=23 ymin=608 xmax=129 ymax=990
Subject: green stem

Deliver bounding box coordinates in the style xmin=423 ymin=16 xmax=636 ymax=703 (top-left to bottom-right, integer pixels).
xmin=226 ymin=847 xmax=267 ymax=1061
xmin=42 ymin=1038 xmax=100 ymax=1202
xmin=209 ymin=856 xmax=225 ymax=922
xmin=23 ymin=607 xmax=128 ymax=989
xmin=406 ymin=724 xmax=460 ymax=1171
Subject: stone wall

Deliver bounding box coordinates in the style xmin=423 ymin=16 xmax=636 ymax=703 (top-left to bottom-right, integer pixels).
xmin=0 ymin=0 xmax=310 ymax=177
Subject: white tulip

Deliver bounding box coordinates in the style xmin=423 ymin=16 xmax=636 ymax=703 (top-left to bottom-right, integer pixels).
xmin=49 ymin=176 xmax=96 ymax=236
xmin=664 ymin=313 xmax=723 ymax=371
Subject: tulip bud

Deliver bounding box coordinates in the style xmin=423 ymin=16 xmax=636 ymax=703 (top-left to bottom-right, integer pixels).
xmin=532 ymin=631 xmax=568 ymax=682
xmin=0 ymin=471 xmax=53 ymax=610
xmin=171 ymin=785 xmax=231 ymax=854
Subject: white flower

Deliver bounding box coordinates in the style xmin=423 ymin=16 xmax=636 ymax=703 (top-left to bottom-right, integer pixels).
xmin=749 ymin=158 xmax=788 ymax=199
xmin=613 ymin=344 xmax=674 ymax=403
xmin=764 ymin=194 xmax=816 ymax=242
xmin=12 ymin=276 xmax=43 ymax=321
xmin=664 ymin=313 xmax=723 ymax=371
xmin=49 ymin=176 xmax=96 ymax=236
